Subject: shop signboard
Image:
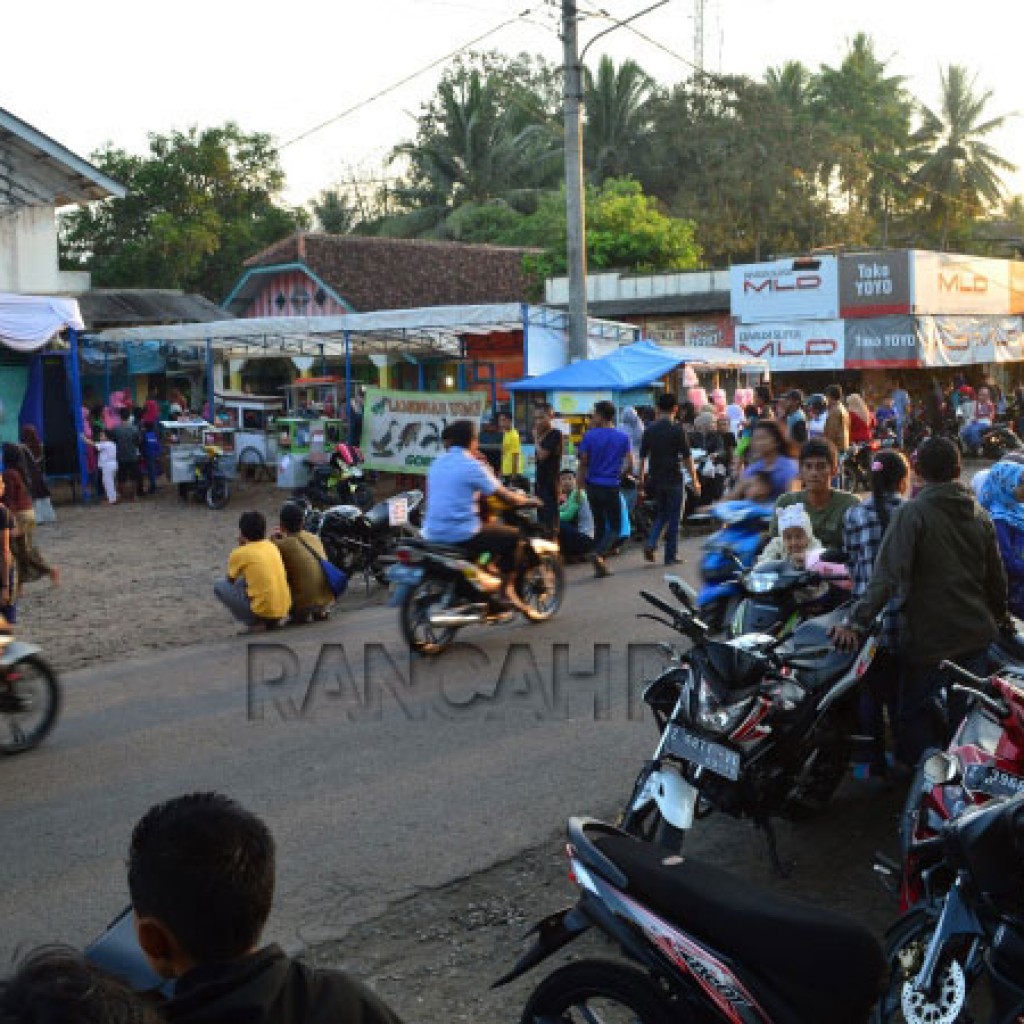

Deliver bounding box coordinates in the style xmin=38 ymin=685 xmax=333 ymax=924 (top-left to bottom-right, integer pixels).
xmin=912 ymin=252 xmax=1011 ymax=316
xmin=730 ymin=257 xmax=839 ymax=323
xmin=734 ymin=320 xmax=845 ymax=371
xmin=360 ymin=388 xmax=486 ymax=474
xmin=839 ymin=252 xmax=912 ymax=317
xmin=551 ymin=390 xmax=614 ymax=415
xmin=844 ymin=316 xmax=920 ymax=368
xmin=637 ymin=317 xmax=733 ymax=348
xmin=918 ymin=315 xmax=1024 ymax=368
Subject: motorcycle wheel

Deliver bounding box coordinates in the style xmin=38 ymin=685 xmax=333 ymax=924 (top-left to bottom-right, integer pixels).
xmin=875 ymin=912 xmax=986 ymax=1024
xmin=0 ymin=654 xmax=61 ymax=754
xmin=206 ymin=477 xmax=230 ymax=510
xmin=783 ymin=719 xmax=851 ymax=821
xmin=517 ymin=554 xmax=565 ymax=622
xmin=521 ymin=960 xmax=675 ymax=1024
xmin=400 ymin=579 xmax=457 ymax=656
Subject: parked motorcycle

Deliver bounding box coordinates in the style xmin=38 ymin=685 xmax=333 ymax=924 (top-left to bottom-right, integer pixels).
xmin=875 ymin=791 xmax=1024 ymax=1024
xmin=842 ymin=439 xmax=886 ymax=493
xmin=495 ymin=816 xmax=885 ymax=1024
xmin=620 ymin=586 xmax=881 ymax=858
xmin=305 ymin=489 xmax=424 ymax=590
xmin=298 ymin=445 xmax=373 ymax=511
xmin=178 ymin=445 xmax=230 ymax=510
xmin=969 ymin=424 xmax=1024 ymax=461
xmin=391 ymin=502 xmax=563 ymax=656
xmin=0 ymin=631 xmax=61 ymax=753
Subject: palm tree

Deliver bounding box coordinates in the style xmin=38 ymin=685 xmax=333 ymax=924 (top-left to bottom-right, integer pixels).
xmin=910 ymin=64 xmax=1016 ymax=249
xmin=583 ymin=55 xmax=657 ymax=183
xmin=765 ymin=61 xmax=812 ymax=115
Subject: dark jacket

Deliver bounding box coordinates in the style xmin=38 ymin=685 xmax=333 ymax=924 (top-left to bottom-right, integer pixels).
xmin=162 ymin=945 xmax=403 ymax=1024
xmin=848 ymin=481 xmax=1009 ymax=664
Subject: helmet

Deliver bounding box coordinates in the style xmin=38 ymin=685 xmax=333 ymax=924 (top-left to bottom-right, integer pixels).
xmin=806 ymin=393 xmax=827 ymax=413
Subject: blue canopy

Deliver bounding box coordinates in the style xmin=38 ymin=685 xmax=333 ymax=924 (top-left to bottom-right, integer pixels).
xmin=506 ymin=340 xmax=684 ymax=391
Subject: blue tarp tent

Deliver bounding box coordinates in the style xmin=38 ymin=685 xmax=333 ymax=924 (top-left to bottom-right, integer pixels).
xmin=506 ymin=340 xmax=684 ymax=391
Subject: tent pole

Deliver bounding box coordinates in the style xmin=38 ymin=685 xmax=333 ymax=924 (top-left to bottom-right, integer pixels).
xmin=68 ymin=329 xmax=89 ymax=502
xmin=344 ymin=330 xmax=352 ymax=436
xmin=104 ymin=347 xmax=110 ymax=403
xmin=205 ymin=339 xmax=215 ymax=420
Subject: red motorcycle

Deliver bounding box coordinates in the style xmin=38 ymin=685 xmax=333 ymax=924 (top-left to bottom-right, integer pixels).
xmin=882 ymin=658 xmax=1024 ymax=911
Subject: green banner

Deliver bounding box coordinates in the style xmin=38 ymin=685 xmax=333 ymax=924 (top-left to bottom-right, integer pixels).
xmin=360 ymin=388 xmax=487 ymax=475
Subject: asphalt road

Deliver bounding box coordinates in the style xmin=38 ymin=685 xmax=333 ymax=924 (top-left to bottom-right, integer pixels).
xmin=0 ymin=542 xmax=708 ymax=963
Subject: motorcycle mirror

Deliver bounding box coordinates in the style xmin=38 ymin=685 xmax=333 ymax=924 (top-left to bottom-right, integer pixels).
xmin=922 ymin=750 xmax=959 ymax=787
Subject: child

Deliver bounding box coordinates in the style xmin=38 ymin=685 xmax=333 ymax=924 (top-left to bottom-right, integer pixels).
xmin=142 ymin=422 xmax=162 ymax=495
xmin=82 ymin=429 xmax=118 ymax=504
xmin=733 ymin=469 xmax=774 ymax=505
xmin=757 ymin=502 xmax=822 ymax=568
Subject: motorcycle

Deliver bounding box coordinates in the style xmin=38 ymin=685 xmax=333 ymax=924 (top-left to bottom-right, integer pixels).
xmin=179 ymin=445 xmax=230 ymax=510
xmin=390 ymin=502 xmax=564 ymax=656
xmin=690 ymin=500 xmax=773 ymax=635
xmin=881 ymin=657 xmax=1024 ymax=913
xmin=298 ymin=446 xmax=373 ymax=511
xmin=842 ymin=439 xmax=886 ymax=493
xmin=495 ymin=816 xmax=885 ymax=1024
xmin=971 ymin=424 xmax=1024 ymax=461
xmin=620 ymin=586 xmax=881 ymax=858
xmin=0 ymin=630 xmax=61 ymax=753
xmin=305 ymin=489 xmax=424 ymax=590
xmin=874 ymin=791 xmax=1024 ymax=1024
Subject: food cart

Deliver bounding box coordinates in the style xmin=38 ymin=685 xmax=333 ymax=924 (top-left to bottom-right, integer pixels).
xmin=159 ymin=420 xmax=213 ymax=484
xmin=281 ymin=376 xmax=345 ymax=418
xmin=213 ymin=391 xmax=283 ymax=476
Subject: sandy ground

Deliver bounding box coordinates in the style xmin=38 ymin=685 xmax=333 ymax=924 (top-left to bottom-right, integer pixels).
xmin=16 ymin=478 xmax=390 ymax=674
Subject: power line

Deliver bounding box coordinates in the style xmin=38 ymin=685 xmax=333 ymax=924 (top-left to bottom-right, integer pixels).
xmin=279 ymin=8 xmax=542 ymax=150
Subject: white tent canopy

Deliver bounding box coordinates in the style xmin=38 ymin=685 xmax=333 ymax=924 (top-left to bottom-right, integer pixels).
xmin=0 ymin=293 xmax=85 ymax=351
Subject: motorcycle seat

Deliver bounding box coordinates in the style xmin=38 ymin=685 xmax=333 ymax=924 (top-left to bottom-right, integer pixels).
xmin=593 ymin=831 xmax=883 ymax=1024
xmin=404 ymin=537 xmax=472 ymax=558
xmin=775 ymin=607 xmax=857 ymax=689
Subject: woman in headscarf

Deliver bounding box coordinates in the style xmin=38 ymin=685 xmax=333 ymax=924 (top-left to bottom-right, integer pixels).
xmin=847 ymin=393 xmax=874 ymax=444
xmin=980 ymin=460 xmax=1024 ymax=619
xmin=1 ymin=444 xmax=59 ymax=594
xmin=19 ymin=425 xmax=54 ymax=523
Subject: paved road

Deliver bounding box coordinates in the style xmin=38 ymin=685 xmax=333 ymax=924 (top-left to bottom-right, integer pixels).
xmin=1 ymin=542 xmax=715 ymax=963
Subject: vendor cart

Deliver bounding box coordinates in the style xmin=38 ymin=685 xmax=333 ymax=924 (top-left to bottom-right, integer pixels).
xmin=214 ymin=391 xmax=283 ymax=480
xmin=281 ymin=376 xmax=345 ymax=419
xmin=160 ymin=420 xmax=213 ymax=484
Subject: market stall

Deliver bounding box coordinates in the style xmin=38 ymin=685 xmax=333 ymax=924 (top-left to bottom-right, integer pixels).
xmin=214 ymin=390 xmax=283 ymax=478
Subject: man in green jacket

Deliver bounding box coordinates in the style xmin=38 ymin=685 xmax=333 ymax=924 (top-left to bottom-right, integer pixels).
xmin=832 ymin=437 xmax=1009 ymax=765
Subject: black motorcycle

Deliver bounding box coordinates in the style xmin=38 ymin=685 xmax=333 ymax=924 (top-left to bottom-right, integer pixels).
xmin=298 ymin=451 xmax=373 ymax=511
xmin=620 ymin=587 xmax=880 ymax=859
xmin=178 ymin=446 xmax=229 ymax=510
xmin=305 ymin=490 xmax=424 ymax=590
xmin=0 ymin=632 xmax=61 ymax=753
xmin=874 ymin=790 xmax=1024 ymax=1023
xmin=969 ymin=424 xmax=1024 ymax=461
xmin=496 ymin=816 xmax=884 ymax=1024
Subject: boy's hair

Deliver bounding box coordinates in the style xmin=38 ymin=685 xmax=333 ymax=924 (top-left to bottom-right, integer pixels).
xmin=748 ymin=470 xmax=774 ymax=495
xmin=0 ymin=946 xmax=160 ymax=1024
xmin=279 ymin=501 xmax=304 ymax=534
xmin=593 ymin=400 xmax=616 ymax=423
xmin=95 ymin=429 xmax=107 ymax=441
xmin=656 ymin=393 xmax=678 ymax=413
xmin=128 ymin=793 xmax=275 ymax=964
xmin=444 ymin=419 xmax=476 ymax=449
xmin=238 ymin=510 xmax=267 ymax=542
xmin=915 ymin=436 xmax=961 ymax=483
xmin=118 ymin=408 xmax=131 ymax=422
xmin=799 ymin=437 xmax=838 ymax=470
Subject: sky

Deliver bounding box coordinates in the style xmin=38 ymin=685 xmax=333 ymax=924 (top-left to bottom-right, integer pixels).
xmin=4 ymin=0 xmax=1023 ymax=209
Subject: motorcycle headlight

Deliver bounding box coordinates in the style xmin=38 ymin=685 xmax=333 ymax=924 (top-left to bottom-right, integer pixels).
xmin=695 ymin=678 xmax=751 ymax=735
xmin=745 ymin=571 xmax=779 ymax=594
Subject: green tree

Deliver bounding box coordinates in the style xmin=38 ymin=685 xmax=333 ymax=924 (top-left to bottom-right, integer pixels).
xmin=60 ymin=123 xmax=308 ymax=301
xmin=378 ymin=52 xmax=562 ymax=238
xmin=583 ymin=55 xmax=657 ymax=183
xmin=311 ymin=188 xmax=358 ymax=234
xmin=908 ymin=64 xmax=1016 ymax=249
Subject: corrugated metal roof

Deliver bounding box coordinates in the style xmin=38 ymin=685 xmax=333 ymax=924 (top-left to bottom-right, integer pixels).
xmin=77 ymin=290 xmax=231 ymax=329
xmin=550 ymin=291 xmax=731 ymax=316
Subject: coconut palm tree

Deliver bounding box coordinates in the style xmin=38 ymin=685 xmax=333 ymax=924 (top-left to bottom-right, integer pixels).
xmin=910 ymin=64 xmax=1016 ymax=249
xmin=583 ymin=55 xmax=657 ymax=183
xmin=764 ymin=61 xmax=812 ymax=115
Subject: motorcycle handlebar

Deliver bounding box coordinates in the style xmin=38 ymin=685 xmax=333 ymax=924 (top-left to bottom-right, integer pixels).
xmin=639 ymin=590 xmax=682 ymax=621
xmin=940 ymin=660 xmax=990 ymax=689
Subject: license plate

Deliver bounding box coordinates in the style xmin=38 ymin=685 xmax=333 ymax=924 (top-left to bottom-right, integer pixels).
xmin=664 ymin=725 xmax=741 ymax=781
xmin=963 ymin=763 xmax=1024 ymax=800
xmin=386 ymin=565 xmax=424 ymax=585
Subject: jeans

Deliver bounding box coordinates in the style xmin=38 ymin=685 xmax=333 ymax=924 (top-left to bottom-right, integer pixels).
xmin=586 ymin=484 xmax=621 ymax=557
xmin=898 ymin=648 xmax=989 ymax=766
xmin=536 ymin=481 xmax=559 ymax=535
xmin=646 ymin=484 xmax=684 ymax=562
xmin=144 ymin=454 xmax=160 ymax=493
xmin=559 ymin=524 xmax=594 ymax=559
xmin=214 ymin=576 xmax=260 ymax=627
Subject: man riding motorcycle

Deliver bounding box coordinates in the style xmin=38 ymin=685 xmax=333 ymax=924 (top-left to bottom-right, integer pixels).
xmin=422 ymin=419 xmax=540 ymax=609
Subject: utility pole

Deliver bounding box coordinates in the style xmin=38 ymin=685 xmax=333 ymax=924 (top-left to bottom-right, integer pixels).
xmin=562 ymin=0 xmax=588 ymax=362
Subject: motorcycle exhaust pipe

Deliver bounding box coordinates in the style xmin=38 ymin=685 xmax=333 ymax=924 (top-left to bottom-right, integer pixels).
xmin=429 ymin=605 xmax=486 ymax=627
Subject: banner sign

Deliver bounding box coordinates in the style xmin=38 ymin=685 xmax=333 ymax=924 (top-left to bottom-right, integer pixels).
xmin=918 ymin=315 xmax=1024 ymax=367
xmin=844 ymin=316 xmax=920 ymax=368
xmin=734 ymin=320 xmax=844 ymax=371
xmin=551 ymin=390 xmax=614 ymax=415
xmin=360 ymin=388 xmax=486 ymax=475
xmin=839 ymin=252 xmax=912 ymax=317
xmin=912 ymin=252 xmax=1011 ymax=316
xmin=730 ymin=257 xmax=839 ymax=323
xmin=641 ymin=316 xmax=734 ymax=348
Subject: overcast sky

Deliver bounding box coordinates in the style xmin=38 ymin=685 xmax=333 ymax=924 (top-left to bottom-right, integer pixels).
xmin=5 ymin=0 xmax=1022 ymax=208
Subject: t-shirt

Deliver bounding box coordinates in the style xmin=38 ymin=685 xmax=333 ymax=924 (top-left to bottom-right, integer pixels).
xmin=1 ymin=468 xmax=32 ymax=513
xmin=274 ymin=531 xmax=333 ymax=612
xmin=423 ymin=446 xmax=500 ymax=543
xmin=744 ymin=457 xmax=799 ymax=500
xmin=534 ymin=428 xmax=563 ymax=492
xmin=500 ymin=428 xmax=522 ymax=477
xmin=227 ymin=540 xmax=291 ymax=620
xmin=109 ymin=422 xmax=141 ymax=463
xmin=580 ymin=426 xmax=630 ymax=487
xmin=639 ymin=419 xmax=691 ymax=487
xmin=772 ymin=490 xmax=861 ymax=551
xmin=892 ymin=389 xmax=910 ymax=420
xmin=95 ymin=440 xmax=117 ymax=468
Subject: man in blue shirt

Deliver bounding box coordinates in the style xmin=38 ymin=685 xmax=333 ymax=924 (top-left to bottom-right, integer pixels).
xmin=423 ymin=419 xmax=538 ymax=603
xmin=576 ymin=400 xmax=632 ymax=578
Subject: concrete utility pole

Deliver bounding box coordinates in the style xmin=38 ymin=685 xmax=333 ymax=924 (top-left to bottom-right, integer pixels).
xmin=562 ymin=0 xmax=589 ymax=362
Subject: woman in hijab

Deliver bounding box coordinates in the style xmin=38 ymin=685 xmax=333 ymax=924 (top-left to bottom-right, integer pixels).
xmin=1 ymin=444 xmax=59 ymax=594
xmin=19 ymin=425 xmax=54 ymax=523
xmin=847 ymin=393 xmax=874 ymax=444
xmin=980 ymin=460 xmax=1024 ymax=619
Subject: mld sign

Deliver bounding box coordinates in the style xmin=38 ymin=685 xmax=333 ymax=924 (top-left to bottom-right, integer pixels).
xmin=735 ymin=321 xmax=845 ymax=371
xmin=730 ymin=257 xmax=839 ymax=323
